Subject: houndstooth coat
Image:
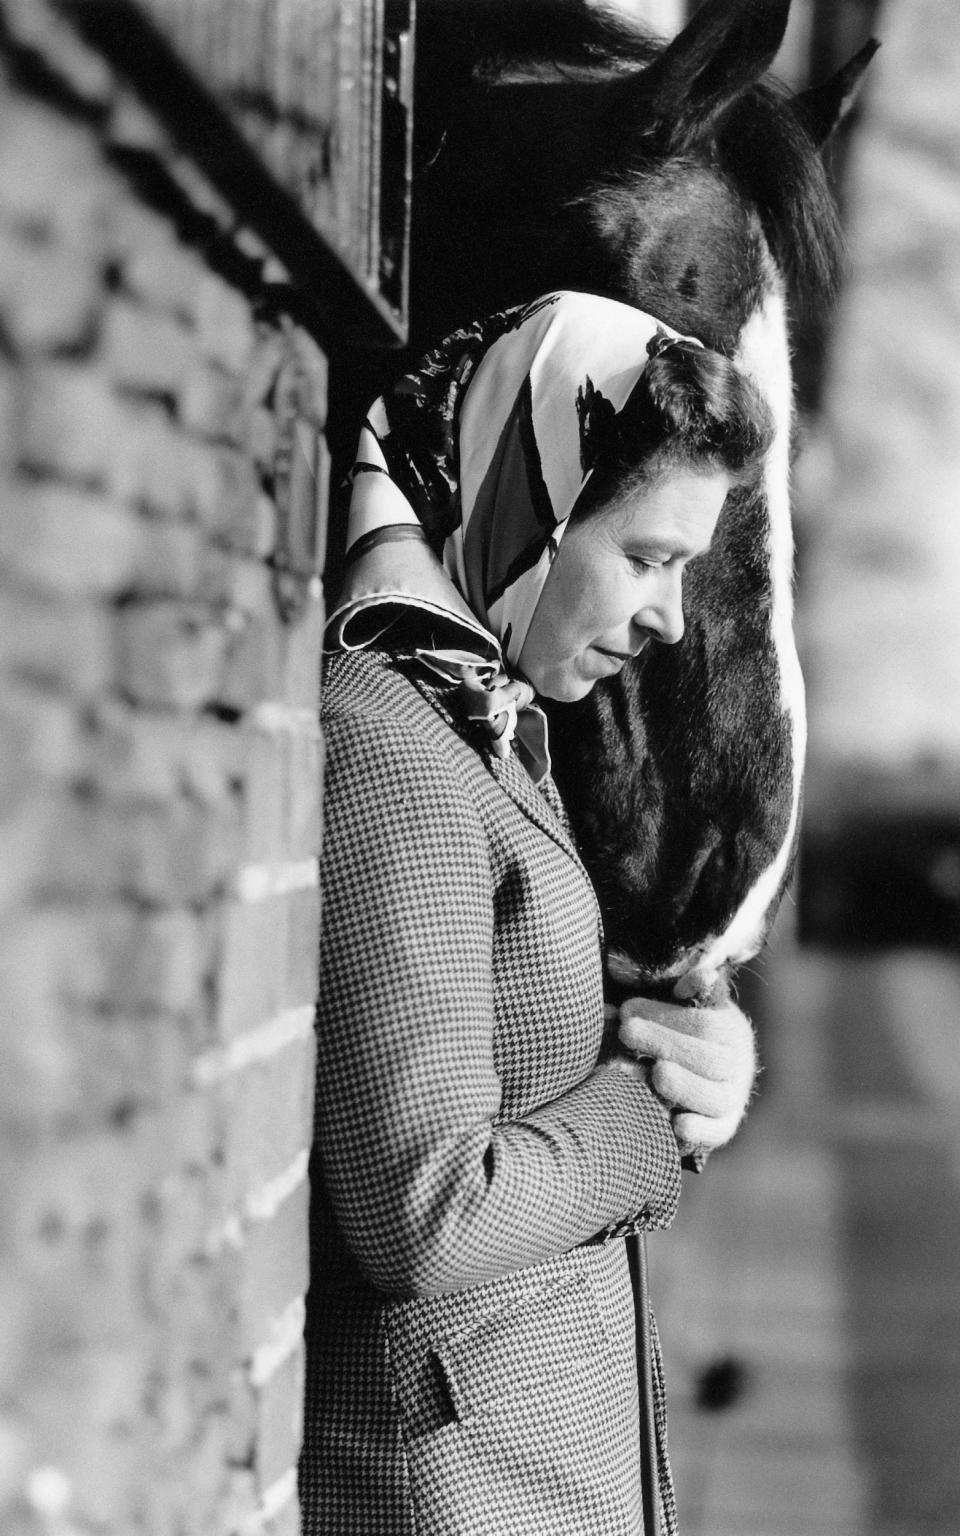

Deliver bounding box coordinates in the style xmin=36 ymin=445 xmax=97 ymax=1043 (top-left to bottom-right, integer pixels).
xmin=300 ymin=648 xmax=683 ymax=1534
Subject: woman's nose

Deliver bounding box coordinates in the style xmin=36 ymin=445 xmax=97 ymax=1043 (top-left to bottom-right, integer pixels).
xmin=636 ymin=570 xmax=685 ymax=646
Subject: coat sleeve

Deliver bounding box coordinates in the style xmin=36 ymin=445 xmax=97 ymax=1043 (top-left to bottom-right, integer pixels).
xmin=315 ymin=713 xmax=681 ymax=1298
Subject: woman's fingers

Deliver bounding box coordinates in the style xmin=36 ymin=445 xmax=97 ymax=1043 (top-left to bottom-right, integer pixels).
xmin=618 ymin=1006 xmax=748 ymax=1081
xmin=617 ymin=994 xmax=757 ymax=1152
xmin=673 ymin=1107 xmax=745 ymax=1152
xmin=649 ymin=1058 xmax=745 ymax=1118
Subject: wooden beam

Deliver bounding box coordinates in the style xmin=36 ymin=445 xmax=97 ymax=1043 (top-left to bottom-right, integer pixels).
xmin=53 ymin=0 xmax=408 ymax=349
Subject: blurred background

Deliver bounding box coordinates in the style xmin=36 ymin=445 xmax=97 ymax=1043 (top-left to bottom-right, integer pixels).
xmin=1 ymin=1 xmax=958 ymax=1533
xmin=643 ymin=4 xmax=960 ymax=1535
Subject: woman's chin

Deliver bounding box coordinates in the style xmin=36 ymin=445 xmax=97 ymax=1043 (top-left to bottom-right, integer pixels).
xmin=534 ymin=673 xmax=597 ymax=704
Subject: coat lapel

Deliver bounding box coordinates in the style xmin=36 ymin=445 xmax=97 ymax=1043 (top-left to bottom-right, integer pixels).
xmin=485 ymin=748 xmax=586 ymax=868
xmin=405 ymin=662 xmax=591 ymax=876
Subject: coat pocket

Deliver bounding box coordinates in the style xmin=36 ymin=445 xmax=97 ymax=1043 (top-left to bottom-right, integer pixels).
xmin=430 ymin=1272 xmax=609 ymax=1423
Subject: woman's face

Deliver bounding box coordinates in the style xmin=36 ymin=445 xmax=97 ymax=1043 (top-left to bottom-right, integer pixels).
xmin=517 ymin=466 xmax=731 ymax=702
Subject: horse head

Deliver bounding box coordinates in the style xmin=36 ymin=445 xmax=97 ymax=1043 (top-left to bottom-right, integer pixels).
xmin=408 ymin=0 xmax=878 ymax=1001
xmin=413 ymin=0 xmax=874 ymax=347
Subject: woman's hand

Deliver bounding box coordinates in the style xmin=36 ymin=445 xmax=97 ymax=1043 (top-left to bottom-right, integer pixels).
xmin=617 ymin=996 xmax=757 ymax=1154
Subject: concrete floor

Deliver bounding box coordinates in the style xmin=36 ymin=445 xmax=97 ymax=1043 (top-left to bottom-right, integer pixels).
xmin=648 ymin=939 xmax=960 ymax=1536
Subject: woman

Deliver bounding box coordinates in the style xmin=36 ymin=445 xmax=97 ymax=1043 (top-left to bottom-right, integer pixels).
xmin=301 ymin=292 xmax=773 ymax=1535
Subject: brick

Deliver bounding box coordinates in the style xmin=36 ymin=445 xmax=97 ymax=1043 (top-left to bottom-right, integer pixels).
xmin=223 ymin=1034 xmax=315 ymax=1206
xmin=252 ymin=493 xmax=279 ymax=560
xmin=212 ymin=885 xmax=319 ymax=1038
xmin=64 ymin=1357 xmax=148 ymax=1529
xmin=16 ymin=362 xmax=121 ymax=487
xmin=113 ymin=201 xmax=206 ymax=322
xmin=239 ymin=732 xmax=286 ymax=865
xmin=195 ymin=271 xmax=258 ymax=374
xmin=244 ymin=324 xmax=292 ymax=417
xmin=264 ymin=1498 xmax=302 ymax=1536
xmin=2 ymin=481 xmax=137 ymax=595
xmin=181 ymin=363 xmax=252 ymax=447
xmin=223 ymin=1467 xmax=259 ymax=1533
xmin=284 ymin=887 xmax=321 ymax=1010
xmin=250 ymin=406 xmax=279 ymax=478
xmin=9 ymin=1126 xmax=157 ymax=1334
xmin=224 ymin=556 xmax=274 ymax=621
xmin=19 ymin=1340 xmax=146 ymax=1528
xmin=84 ymin=700 xmax=243 ymax=806
xmin=102 ymin=297 xmax=196 ymax=402
xmin=3 ymin=895 xmax=208 ymax=1042
xmin=0 ymin=587 xmax=113 ymax=699
xmin=196 ymin=448 xmax=261 ymax=550
xmin=0 ymin=684 xmax=242 ymax=825
xmin=109 ymin=403 xmax=221 ymax=520
xmin=116 ymin=601 xmax=232 ymax=710
xmin=254 ymin=1346 xmax=304 ymax=1494
xmin=0 ymin=362 xmax=16 ymax=473
xmin=0 ymin=685 xmax=79 ymax=813
xmin=279 ymin=590 xmax=324 ymax=710
xmin=132 ymin=518 xmax=212 ymax=601
xmin=284 ymin=334 xmax=328 ymax=433
xmin=144 ymin=1163 xmax=241 ymax=1322
xmin=218 ymin=611 xmax=285 ymax=714
xmin=1 ymin=955 xmax=210 ymax=1147
xmin=0 ymin=94 xmax=114 ymax=249
xmin=0 ymin=914 xmax=73 ymax=1122
xmin=0 ymin=792 xmax=56 ymax=918
xmin=33 ymin=790 xmax=241 ymax=907
xmin=67 ymin=1015 xmax=194 ymax=1129
xmin=238 ymin=1182 xmax=310 ymax=1357
xmin=0 ymin=223 xmax=103 ymax=355
xmin=3 ymin=496 xmax=211 ymax=607
xmin=282 ymin=731 xmax=323 ymax=857
xmin=238 ymin=724 xmax=323 ymax=866
xmin=219 ymin=588 xmax=324 ymax=715
xmin=80 ymin=700 xmax=243 ymax=808
xmin=67 ymin=904 xmax=212 ymax=1019
xmin=225 ymin=1368 xmax=258 ymax=1470
xmin=214 ymin=897 xmax=286 ymax=1042
xmin=0 ymin=1402 xmax=30 ymax=1507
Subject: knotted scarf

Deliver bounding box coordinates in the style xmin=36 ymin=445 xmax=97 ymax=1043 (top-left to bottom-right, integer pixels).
xmin=326 ymin=291 xmax=703 ymax=780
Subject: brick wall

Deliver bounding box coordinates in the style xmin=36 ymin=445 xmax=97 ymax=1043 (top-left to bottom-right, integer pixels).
xmin=0 ymin=6 xmax=328 ymax=1531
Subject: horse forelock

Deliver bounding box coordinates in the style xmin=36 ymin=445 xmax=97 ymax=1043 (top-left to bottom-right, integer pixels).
xmin=575 ymin=160 xmax=772 ymax=352
xmin=717 ymin=82 xmax=843 ymax=321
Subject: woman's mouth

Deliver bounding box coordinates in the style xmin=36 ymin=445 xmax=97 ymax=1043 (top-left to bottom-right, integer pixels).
xmin=595 ymin=642 xmax=646 ymax=667
xmin=594 ymin=646 xmax=631 ymax=671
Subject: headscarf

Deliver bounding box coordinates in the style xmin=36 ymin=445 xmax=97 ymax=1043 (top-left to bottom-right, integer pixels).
xmin=327 ymin=291 xmax=703 ymax=780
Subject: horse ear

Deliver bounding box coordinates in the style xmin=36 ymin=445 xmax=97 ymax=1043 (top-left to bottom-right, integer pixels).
xmin=629 ymin=0 xmax=793 ymax=151
xmin=792 ymin=39 xmax=881 ymax=147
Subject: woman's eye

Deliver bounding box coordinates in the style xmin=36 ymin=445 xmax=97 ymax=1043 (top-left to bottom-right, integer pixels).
xmin=631 ymin=556 xmax=662 ymax=571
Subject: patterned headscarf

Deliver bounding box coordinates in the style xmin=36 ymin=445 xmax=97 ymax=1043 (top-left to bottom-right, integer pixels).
xmin=327 ymin=291 xmax=702 ymax=779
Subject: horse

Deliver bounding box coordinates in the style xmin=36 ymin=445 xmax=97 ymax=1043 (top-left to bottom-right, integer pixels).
xmin=395 ymin=0 xmax=878 ymax=1006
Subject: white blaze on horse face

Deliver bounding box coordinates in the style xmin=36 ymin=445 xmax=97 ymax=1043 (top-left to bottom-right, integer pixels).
xmin=516 ymin=468 xmax=731 ymax=703
xmin=691 ymin=277 xmax=806 ymax=986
